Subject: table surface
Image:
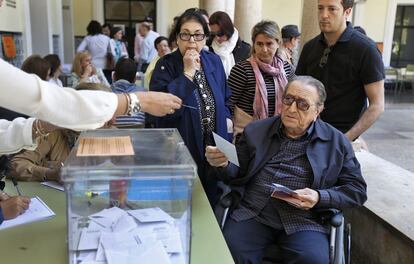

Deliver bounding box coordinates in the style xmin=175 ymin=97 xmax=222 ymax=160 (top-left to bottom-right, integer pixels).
xmin=0 ymin=178 xmax=234 ymax=264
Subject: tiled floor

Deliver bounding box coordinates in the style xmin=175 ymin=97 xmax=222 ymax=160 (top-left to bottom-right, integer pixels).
xmin=363 ymin=87 xmax=414 ymax=172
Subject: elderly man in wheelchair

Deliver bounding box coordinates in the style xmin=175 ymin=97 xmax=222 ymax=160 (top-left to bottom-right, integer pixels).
xmin=205 ymin=76 xmax=367 ymax=264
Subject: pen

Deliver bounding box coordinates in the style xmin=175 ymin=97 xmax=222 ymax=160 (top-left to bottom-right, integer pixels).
xmin=10 ymin=175 xmax=22 ymax=196
xmin=182 ymin=104 xmax=198 ymax=110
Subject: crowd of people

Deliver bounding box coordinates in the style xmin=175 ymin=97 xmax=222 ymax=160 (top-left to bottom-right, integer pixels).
xmin=0 ymin=1 xmax=385 ymax=263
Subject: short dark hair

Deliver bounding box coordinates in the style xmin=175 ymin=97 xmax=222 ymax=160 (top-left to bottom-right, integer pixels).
xmin=173 ymin=8 xmax=210 ymax=38
xmin=154 ymin=36 xmax=169 ymax=49
xmin=114 ymin=58 xmax=137 ymax=83
xmin=110 ymin=27 xmax=123 ymax=38
xmin=43 ymin=54 xmax=61 ymax=77
xmin=102 ymin=23 xmax=112 ymax=29
xmin=21 ymin=55 xmax=50 ymax=81
xmin=209 ymin=11 xmax=235 ymax=39
xmin=87 ymin=20 xmax=102 ymax=35
xmin=285 ymin=76 xmax=327 ymax=107
xmin=341 ymin=0 xmax=354 ymax=10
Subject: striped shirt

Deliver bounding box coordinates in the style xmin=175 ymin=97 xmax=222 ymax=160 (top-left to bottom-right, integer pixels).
xmin=228 ymin=59 xmax=295 ymax=116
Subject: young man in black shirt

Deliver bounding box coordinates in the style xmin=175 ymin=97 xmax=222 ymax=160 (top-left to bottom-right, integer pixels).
xmin=296 ymin=0 xmax=384 ymax=141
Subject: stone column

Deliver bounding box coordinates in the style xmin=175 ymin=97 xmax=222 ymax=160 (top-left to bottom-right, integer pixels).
xmin=199 ymin=0 xmax=225 ymax=16
xmin=224 ymin=0 xmax=235 ymax=22
xmin=234 ymin=0 xmax=262 ymax=43
xmin=299 ymin=0 xmax=320 ymax=52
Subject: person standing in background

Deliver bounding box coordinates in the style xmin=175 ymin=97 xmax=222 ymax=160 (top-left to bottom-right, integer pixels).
xmin=109 ymin=27 xmax=129 ymax=64
xmin=77 ymin=20 xmax=110 ymax=71
xmin=296 ymin=0 xmax=384 ymax=143
xmin=208 ymin=11 xmax=251 ymax=78
xmin=138 ymin=22 xmax=160 ymax=73
xmin=280 ymin=25 xmax=301 ymax=67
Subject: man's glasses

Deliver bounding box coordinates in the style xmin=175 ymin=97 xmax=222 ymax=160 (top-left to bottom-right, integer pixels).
xmin=319 ymin=47 xmax=331 ymax=68
xmin=178 ymin=33 xmax=206 ymax=41
xmin=210 ymin=31 xmax=225 ymax=37
xmin=282 ymin=95 xmax=313 ymax=111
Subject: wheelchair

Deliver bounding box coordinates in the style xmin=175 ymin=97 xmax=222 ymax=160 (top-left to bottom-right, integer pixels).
xmin=214 ymin=187 xmax=351 ymax=264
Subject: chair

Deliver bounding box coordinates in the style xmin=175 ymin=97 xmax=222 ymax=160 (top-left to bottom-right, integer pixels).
xmin=399 ymin=64 xmax=414 ymax=94
xmin=215 ymin=191 xmax=351 ymax=264
xmin=384 ymin=67 xmax=400 ymax=94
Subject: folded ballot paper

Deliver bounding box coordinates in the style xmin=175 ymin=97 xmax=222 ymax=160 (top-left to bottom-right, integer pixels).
xmin=0 ymin=196 xmax=55 ymax=230
xmin=76 ymin=206 xmax=186 ymax=264
xmin=267 ymin=183 xmax=302 ymax=207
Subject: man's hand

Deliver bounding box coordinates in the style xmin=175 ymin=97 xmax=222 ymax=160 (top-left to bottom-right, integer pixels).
xmin=290 ymin=188 xmax=320 ymax=210
xmin=0 ymin=196 xmax=30 ymax=220
xmin=205 ymin=146 xmax=229 ymax=168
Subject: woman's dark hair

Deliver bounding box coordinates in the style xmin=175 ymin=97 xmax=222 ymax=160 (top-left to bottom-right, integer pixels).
xmin=43 ymin=54 xmax=61 ymax=77
xmin=154 ymin=36 xmax=169 ymax=49
xmin=173 ymin=8 xmax=210 ymax=38
xmin=21 ymin=55 xmax=50 ymax=81
xmin=110 ymin=27 xmax=123 ymax=39
xmin=209 ymin=11 xmax=234 ymax=39
xmin=87 ymin=20 xmax=102 ymax=36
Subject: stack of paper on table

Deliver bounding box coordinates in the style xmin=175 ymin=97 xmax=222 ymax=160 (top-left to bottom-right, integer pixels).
xmin=76 ymin=206 xmax=186 ymax=264
xmin=0 ymin=196 xmax=55 ymax=230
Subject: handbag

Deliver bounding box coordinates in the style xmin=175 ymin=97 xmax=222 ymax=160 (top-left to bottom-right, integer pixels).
xmin=106 ymin=41 xmax=115 ymax=70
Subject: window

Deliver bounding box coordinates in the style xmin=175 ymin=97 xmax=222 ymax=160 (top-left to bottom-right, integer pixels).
xmin=391 ymin=5 xmax=414 ymax=67
xmin=104 ymin=0 xmax=156 ymax=57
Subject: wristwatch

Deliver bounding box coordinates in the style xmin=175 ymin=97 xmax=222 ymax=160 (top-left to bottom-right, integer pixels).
xmin=127 ymin=93 xmax=141 ymax=116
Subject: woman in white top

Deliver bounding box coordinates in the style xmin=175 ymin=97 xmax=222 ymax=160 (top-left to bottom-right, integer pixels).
xmin=69 ymin=51 xmax=109 ymax=88
xmin=0 ymin=58 xmax=182 ymax=153
xmin=44 ymin=54 xmax=63 ymax=87
xmin=76 ymin=20 xmax=110 ymax=70
xmin=109 ymin=27 xmax=129 ymax=64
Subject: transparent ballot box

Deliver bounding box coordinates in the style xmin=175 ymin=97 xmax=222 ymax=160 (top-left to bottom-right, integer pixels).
xmin=61 ymin=129 xmax=197 ymax=264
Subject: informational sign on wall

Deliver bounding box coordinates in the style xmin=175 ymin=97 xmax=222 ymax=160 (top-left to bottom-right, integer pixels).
xmin=2 ymin=34 xmax=16 ymax=58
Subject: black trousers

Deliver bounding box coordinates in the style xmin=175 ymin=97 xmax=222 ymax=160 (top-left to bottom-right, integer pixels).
xmin=223 ymin=218 xmax=329 ymax=264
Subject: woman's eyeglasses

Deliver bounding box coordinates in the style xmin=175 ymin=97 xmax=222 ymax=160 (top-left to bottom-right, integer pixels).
xmin=319 ymin=47 xmax=331 ymax=68
xmin=178 ymin=33 xmax=206 ymax=41
xmin=282 ymin=95 xmax=314 ymax=111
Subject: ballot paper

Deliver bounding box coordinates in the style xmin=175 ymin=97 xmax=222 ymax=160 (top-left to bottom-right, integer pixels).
xmin=40 ymin=181 xmax=64 ymax=191
xmin=128 ymin=207 xmax=175 ymax=223
xmin=212 ymin=132 xmax=239 ymax=166
xmin=267 ymin=183 xmax=302 ymax=206
xmin=75 ymin=206 xmax=185 ymax=264
xmin=0 ymin=196 xmax=55 ymax=230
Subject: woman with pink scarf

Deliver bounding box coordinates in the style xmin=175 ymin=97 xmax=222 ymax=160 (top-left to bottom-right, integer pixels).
xmin=228 ymin=20 xmax=295 ymax=143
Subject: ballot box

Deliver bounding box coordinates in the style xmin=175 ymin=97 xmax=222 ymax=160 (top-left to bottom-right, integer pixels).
xmin=61 ymin=129 xmax=197 ymax=264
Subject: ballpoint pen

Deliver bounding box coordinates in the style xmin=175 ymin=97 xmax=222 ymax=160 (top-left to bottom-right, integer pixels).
xmin=182 ymin=104 xmax=198 ymax=110
xmin=10 ymin=175 xmax=22 ymax=196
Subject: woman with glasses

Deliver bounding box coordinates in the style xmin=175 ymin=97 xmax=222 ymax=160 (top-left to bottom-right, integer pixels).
xmin=228 ymin=20 xmax=295 ymax=144
xmin=208 ymin=11 xmax=251 ymax=78
xmin=150 ymin=8 xmax=232 ymax=206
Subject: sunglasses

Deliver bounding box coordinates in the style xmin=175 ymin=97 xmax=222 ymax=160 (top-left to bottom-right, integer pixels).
xmin=282 ymin=95 xmax=314 ymax=111
xmin=319 ymin=47 xmax=331 ymax=68
xmin=178 ymin=33 xmax=206 ymax=41
xmin=210 ymin=31 xmax=225 ymax=37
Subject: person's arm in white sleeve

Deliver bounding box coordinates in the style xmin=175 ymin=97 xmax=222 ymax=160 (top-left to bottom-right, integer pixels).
xmin=0 ymin=118 xmax=37 ymax=154
xmin=76 ymin=37 xmax=88 ymax=53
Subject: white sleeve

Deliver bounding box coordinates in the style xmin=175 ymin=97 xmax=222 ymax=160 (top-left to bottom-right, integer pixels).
xmin=0 ymin=118 xmax=37 ymax=154
xmin=77 ymin=37 xmax=88 ymax=52
xmin=0 ymin=59 xmax=118 ymax=131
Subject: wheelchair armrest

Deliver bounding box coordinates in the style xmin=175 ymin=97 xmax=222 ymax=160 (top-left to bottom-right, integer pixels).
xmin=315 ymin=208 xmax=343 ymax=227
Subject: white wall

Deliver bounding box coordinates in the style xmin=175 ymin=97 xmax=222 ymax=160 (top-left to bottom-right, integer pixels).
xmin=0 ymin=0 xmax=25 ymax=32
xmin=262 ymin=0 xmax=303 ymax=30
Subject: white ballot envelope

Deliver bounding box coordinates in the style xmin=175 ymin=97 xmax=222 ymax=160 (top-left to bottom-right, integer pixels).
xmin=212 ymin=132 xmax=239 ymax=167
